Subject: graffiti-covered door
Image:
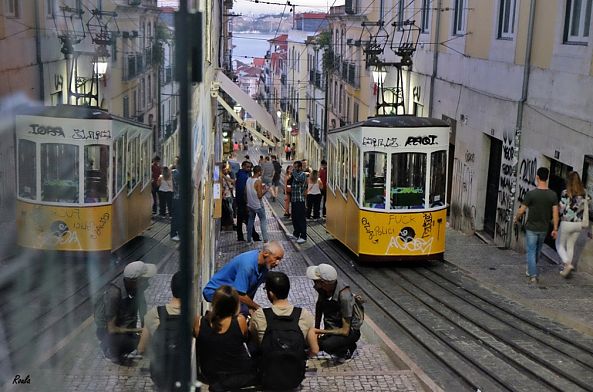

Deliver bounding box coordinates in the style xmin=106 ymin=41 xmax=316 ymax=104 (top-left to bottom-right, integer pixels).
xmin=484 ymin=137 xmax=502 ymax=237
xmin=442 ymin=116 xmax=457 ymax=215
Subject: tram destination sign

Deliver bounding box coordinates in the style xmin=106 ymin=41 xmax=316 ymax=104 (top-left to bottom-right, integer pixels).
xmin=16 ymin=115 xmax=113 ymax=141
xmin=359 ymin=127 xmax=448 ymax=150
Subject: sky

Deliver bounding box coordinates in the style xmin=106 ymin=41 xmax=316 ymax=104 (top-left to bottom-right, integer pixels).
xmin=233 ymin=0 xmax=345 ymax=15
xmin=157 ymin=1 xmax=345 ymax=14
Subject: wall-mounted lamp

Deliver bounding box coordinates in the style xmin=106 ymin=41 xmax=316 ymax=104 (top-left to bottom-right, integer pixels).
xmin=276 ymin=110 xmax=282 ymax=118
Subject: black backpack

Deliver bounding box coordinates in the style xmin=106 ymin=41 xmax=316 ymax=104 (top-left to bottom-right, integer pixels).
xmin=260 ymin=307 xmax=307 ymax=390
xmin=150 ymin=306 xmax=182 ymax=390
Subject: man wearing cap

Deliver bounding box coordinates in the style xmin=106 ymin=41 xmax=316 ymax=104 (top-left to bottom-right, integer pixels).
xmin=203 ymin=241 xmax=284 ymax=315
xmin=307 ymin=263 xmax=362 ymax=362
xmin=95 ymin=260 xmax=157 ymax=363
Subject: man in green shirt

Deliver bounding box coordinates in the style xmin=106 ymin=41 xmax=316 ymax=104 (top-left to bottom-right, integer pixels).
xmin=514 ymin=167 xmax=559 ymax=284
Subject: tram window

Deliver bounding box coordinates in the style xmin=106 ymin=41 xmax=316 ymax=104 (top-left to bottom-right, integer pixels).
xmin=116 ymin=135 xmax=125 ymax=194
xmin=350 ymin=141 xmax=359 ymax=202
xmin=142 ymin=139 xmax=149 ymax=188
xmin=340 ymin=141 xmax=348 ymax=194
xmin=41 ymin=143 xmax=79 ymax=203
xmin=430 ymin=150 xmax=447 ymax=207
xmin=18 ymin=139 xmax=37 ymax=200
xmin=391 ymin=152 xmax=426 ymax=209
xmin=84 ymin=145 xmax=109 ymax=203
xmin=128 ymin=135 xmax=139 ymax=190
xmin=363 ymin=152 xmax=387 ymax=209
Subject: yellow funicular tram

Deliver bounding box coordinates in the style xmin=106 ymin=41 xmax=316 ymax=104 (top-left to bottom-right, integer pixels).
xmin=15 ymin=105 xmax=153 ymax=252
xmin=325 ymin=115 xmax=450 ymax=261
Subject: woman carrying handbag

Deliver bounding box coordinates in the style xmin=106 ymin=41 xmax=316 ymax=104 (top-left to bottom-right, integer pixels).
xmin=558 ymin=172 xmax=589 ymax=278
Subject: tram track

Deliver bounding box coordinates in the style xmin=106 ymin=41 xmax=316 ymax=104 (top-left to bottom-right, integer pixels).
xmin=266 ymin=187 xmax=593 ymax=392
xmin=0 ymin=219 xmax=175 ymax=371
xmin=300 ymin=219 xmax=593 ymax=392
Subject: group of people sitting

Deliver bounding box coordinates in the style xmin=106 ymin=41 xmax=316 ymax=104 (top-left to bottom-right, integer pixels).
xmin=94 ymin=242 xmax=363 ymax=391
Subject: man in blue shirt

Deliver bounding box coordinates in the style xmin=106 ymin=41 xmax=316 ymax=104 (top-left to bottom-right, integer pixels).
xmin=203 ymin=241 xmax=284 ymax=314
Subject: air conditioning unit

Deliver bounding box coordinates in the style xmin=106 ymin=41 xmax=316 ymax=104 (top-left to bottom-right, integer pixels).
xmin=129 ymin=0 xmax=141 ymax=6
xmin=122 ymin=31 xmax=130 ymax=38
xmin=347 ymin=38 xmax=353 ymax=45
xmin=132 ymin=30 xmax=139 ymax=38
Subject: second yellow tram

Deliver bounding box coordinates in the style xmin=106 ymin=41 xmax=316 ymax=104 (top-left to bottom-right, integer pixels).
xmin=325 ymin=116 xmax=450 ymax=261
xmin=15 ymin=106 xmax=153 ymax=252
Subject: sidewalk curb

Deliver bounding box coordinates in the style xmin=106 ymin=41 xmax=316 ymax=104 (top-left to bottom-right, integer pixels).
xmin=265 ymin=199 xmax=441 ymax=392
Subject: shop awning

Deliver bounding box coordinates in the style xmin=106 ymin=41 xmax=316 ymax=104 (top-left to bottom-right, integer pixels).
xmin=215 ymin=70 xmax=280 ymax=146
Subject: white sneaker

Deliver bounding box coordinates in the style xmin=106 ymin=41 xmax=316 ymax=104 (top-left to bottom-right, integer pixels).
xmin=296 ymin=237 xmax=306 ymax=244
xmin=171 ymin=235 xmax=180 ymax=241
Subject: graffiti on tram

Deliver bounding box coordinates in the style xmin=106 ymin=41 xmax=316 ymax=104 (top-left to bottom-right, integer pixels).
xmin=17 ymin=202 xmax=112 ymax=251
xmin=358 ymin=209 xmax=446 ymax=256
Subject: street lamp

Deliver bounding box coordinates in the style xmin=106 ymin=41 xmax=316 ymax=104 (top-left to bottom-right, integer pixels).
xmin=371 ymin=64 xmax=386 ymax=85
xmin=93 ymin=45 xmax=109 ymax=78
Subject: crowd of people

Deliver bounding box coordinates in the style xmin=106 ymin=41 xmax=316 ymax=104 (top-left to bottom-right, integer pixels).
xmin=94 ymin=244 xmax=363 ymax=391
xmin=218 ymin=149 xmax=329 ymax=247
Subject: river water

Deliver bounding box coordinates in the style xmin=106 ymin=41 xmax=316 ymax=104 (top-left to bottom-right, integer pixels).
xmin=232 ymin=32 xmax=277 ymax=64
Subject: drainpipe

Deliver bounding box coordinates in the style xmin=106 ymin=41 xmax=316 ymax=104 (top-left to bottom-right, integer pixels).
xmin=505 ymin=0 xmax=537 ymax=249
xmin=34 ymin=0 xmax=45 ymax=102
xmin=428 ymin=0 xmax=441 ymax=117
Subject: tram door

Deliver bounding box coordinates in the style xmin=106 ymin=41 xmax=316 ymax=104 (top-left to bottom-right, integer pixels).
xmin=484 ymin=136 xmax=502 ymax=237
xmin=442 ymin=116 xmax=456 ymax=214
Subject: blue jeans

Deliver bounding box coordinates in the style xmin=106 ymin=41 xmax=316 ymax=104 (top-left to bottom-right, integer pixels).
xmin=247 ymin=206 xmax=268 ymax=242
xmin=526 ymin=230 xmax=547 ymax=277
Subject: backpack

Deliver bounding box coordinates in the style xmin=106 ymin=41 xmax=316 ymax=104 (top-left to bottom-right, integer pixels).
xmin=260 ymin=307 xmax=306 ymax=390
xmin=150 ymin=306 xmax=182 ymax=390
xmin=94 ymin=283 xmax=119 ymax=330
xmin=352 ymin=293 xmax=365 ymax=330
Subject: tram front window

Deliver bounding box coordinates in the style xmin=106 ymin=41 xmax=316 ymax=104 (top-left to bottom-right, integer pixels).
xmin=430 ymin=151 xmax=447 ymax=207
xmin=85 ymin=145 xmax=110 ymax=203
xmin=18 ymin=139 xmax=36 ymax=200
xmin=363 ymin=151 xmax=387 ymax=208
xmin=41 ymin=143 xmax=79 ymax=203
xmin=391 ymin=152 xmax=426 ymax=209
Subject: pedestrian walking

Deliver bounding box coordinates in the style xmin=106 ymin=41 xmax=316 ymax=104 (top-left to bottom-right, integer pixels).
xmin=284 ymin=165 xmax=293 ymax=218
xmin=271 ymin=155 xmax=282 ymax=202
xmin=246 ymin=165 xmax=269 ymax=243
xmin=291 ymin=143 xmax=296 ymax=160
xmin=306 ymin=170 xmax=323 ymax=219
xmin=558 ymin=172 xmax=590 ymax=278
xmin=319 ymin=160 xmax=328 ymax=217
xmin=151 ymin=156 xmax=162 ymax=215
xmin=261 ymin=156 xmax=275 ymax=194
xmin=307 ymin=264 xmax=363 ymax=363
xmin=284 ymin=144 xmax=291 ymax=161
xmin=170 ymin=157 xmax=181 ymax=241
xmin=236 ymin=161 xmax=261 ymax=242
xmin=514 ymin=167 xmax=559 ymax=284
xmin=221 ymin=165 xmax=235 ymax=231
xmin=291 ymin=161 xmax=308 ymax=244
xmin=202 ymin=242 xmax=285 ymax=315
xmin=157 ymin=166 xmax=173 ymax=217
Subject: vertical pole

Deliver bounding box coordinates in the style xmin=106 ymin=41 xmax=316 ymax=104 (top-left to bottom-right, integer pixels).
xmin=175 ymin=0 xmax=197 ymax=390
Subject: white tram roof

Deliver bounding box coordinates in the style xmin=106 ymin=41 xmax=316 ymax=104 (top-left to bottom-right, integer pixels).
xmin=328 ymin=115 xmax=450 ymax=134
xmin=17 ymin=105 xmax=151 ymax=130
